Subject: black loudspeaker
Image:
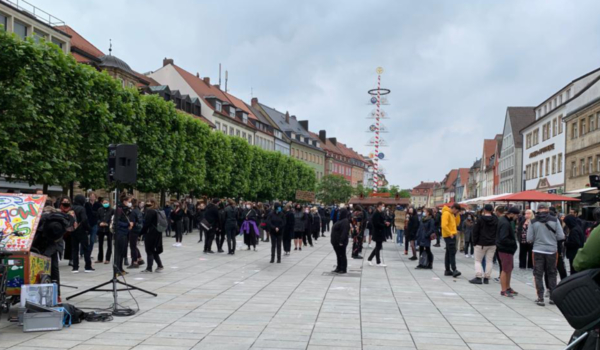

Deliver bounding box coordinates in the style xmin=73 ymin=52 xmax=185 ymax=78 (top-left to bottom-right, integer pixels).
xmin=108 ymin=144 xmax=138 ymax=185
xmin=590 ymin=175 xmax=600 ymax=189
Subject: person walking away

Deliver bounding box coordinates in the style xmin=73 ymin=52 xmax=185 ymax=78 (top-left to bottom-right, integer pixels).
xmin=527 ymin=204 xmax=565 ymax=306
xmin=140 ymin=198 xmax=165 ymax=273
xmin=463 ymin=214 xmax=474 ymax=258
xmin=84 ymin=192 xmax=100 ymax=258
xmin=203 ymin=198 xmax=220 ymax=253
xmin=293 ymin=204 xmax=307 ymax=251
xmin=241 ymin=202 xmax=259 ymax=251
xmin=368 ymin=202 xmax=390 ymax=267
xmin=195 ymin=201 xmax=206 ymax=243
xmin=96 ymin=198 xmax=114 ymax=264
xmin=415 ymin=208 xmax=435 ymax=269
xmin=266 ymin=203 xmax=286 ymax=263
xmin=351 ymin=206 xmax=365 ymax=259
xmin=216 ymin=201 xmax=226 ymax=252
xmin=303 ymin=206 xmax=314 ymax=247
xmin=518 ymin=209 xmax=534 ymax=269
xmin=224 ymin=199 xmax=239 ymax=255
xmin=496 ymin=206 xmax=519 ymax=297
xmin=563 ymin=215 xmax=585 ymax=275
xmin=163 ymin=201 xmax=173 ymax=237
xmin=170 ymin=201 xmax=184 ymax=247
xmin=113 ymin=194 xmax=135 ymax=276
xmin=71 ymin=195 xmax=93 ymax=273
xmin=469 ymin=204 xmax=497 ymax=284
xmin=442 ymin=203 xmax=462 ymax=278
xmin=311 ymin=207 xmax=321 ymax=242
xmin=574 ymin=207 xmax=600 ymax=272
xmin=405 ymin=207 xmax=419 ymax=260
xmin=433 ymin=207 xmax=442 ymax=247
xmin=187 ymin=197 xmax=196 ymax=234
xmin=128 ymin=198 xmax=145 ymax=269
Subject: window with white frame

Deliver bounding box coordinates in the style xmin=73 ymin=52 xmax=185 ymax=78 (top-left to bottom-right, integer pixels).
xmin=229 ymin=106 xmax=236 ymax=118
xmin=558 ymin=153 xmax=563 ymax=173
xmin=215 ymin=101 xmax=222 ymax=112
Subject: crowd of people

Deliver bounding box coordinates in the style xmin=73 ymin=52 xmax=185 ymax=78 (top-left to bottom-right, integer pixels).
xmin=31 ymin=190 xmax=600 ymax=310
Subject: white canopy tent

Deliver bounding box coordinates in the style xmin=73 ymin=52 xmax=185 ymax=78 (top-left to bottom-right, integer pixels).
xmin=459 ymin=193 xmax=513 ymax=206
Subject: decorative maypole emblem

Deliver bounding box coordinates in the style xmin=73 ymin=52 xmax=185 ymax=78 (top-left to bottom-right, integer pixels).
xmin=367 ymin=67 xmax=390 ymax=193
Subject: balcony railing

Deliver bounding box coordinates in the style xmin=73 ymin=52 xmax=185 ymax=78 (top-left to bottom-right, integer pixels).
xmin=2 ymin=0 xmax=65 ymax=27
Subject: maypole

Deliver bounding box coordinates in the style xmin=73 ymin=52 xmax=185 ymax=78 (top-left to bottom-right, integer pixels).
xmin=367 ymin=67 xmax=390 ymax=194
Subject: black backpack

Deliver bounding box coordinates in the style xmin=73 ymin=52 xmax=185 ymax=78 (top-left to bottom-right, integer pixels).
xmin=552 ymin=268 xmax=600 ymax=332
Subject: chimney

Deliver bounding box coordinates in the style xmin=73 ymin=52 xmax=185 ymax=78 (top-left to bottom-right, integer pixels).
xmin=251 ymin=97 xmax=258 ymax=107
xmin=214 ymin=84 xmax=220 ymax=90
xmin=285 ymin=111 xmax=290 ymax=123
xmin=196 ymin=72 xmax=199 ymax=78
xmin=318 ymin=130 xmax=326 ymax=143
xmin=329 ymin=137 xmax=337 ymax=145
xmin=291 ymin=115 xmax=296 ymax=120
xmin=299 ymin=120 xmax=309 ymax=131
xmin=203 ymin=77 xmax=210 ymax=85
xmin=163 ymin=58 xmax=174 ymax=66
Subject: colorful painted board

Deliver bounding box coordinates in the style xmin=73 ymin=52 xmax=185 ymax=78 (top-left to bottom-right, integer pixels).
xmin=0 ymin=194 xmax=46 ymax=253
xmin=2 ymin=253 xmax=50 ymax=295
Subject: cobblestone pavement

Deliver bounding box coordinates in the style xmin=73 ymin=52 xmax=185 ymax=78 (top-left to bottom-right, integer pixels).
xmin=0 ymin=232 xmax=572 ymax=350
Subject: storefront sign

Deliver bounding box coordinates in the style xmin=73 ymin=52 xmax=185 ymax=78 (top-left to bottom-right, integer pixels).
xmin=529 ymin=144 xmax=555 ymax=158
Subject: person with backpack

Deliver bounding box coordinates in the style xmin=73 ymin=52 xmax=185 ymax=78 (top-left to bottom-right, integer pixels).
xmin=95 ymin=197 xmax=114 ymax=264
xmin=140 ymin=198 xmax=165 ymax=273
xmin=127 ymin=198 xmax=145 ymax=269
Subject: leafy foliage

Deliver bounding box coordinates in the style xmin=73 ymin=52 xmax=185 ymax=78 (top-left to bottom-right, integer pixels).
xmin=316 ymin=175 xmax=353 ymax=205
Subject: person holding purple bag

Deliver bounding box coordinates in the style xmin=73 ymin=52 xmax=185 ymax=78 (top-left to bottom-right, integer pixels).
xmin=241 ymin=202 xmax=259 ymax=251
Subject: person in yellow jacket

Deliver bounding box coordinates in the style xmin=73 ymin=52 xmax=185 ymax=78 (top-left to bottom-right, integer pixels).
xmin=441 ymin=203 xmax=462 ymax=277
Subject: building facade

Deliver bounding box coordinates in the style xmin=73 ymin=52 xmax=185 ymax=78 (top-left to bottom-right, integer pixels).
xmin=442 ymin=169 xmax=458 ymax=204
xmin=1 ymin=1 xmax=70 ymax=53
xmin=522 ymin=68 xmax=600 ymax=194
xmin=481 ymin=138 xmax=498 ymax=197
xmin=317 ymin=130 xmax=352 ymax=183
xmin=467 ymin=159 xmax=481 ymax=199
xmin=411 ymin=182 xmax=437 ymax=208
xmin=564 ymin=75 xmax=600 ymax=192
xmin=498 ymin=107 xmax=535 ymax=194
xmin=454 ymin=168 xmax=469 ymax=202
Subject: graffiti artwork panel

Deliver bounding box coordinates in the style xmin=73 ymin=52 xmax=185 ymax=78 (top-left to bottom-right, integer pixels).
xmin=0 ymin=194 xmax=46 ymax=252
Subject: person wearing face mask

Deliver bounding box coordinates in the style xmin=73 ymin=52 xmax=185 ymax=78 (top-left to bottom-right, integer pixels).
xmin=266 ymin=202 xmax=286 ymax=263
xmin=303 ymin=206 xmax=314 ymax=247
xmin=241 ymin=202 xmax=259 ymax=251
xmin=113 ymin=194 xmax=136 ymax=275
xmin=495 ymin=206 xmax=519 ymax=298
xmin=283 ymin=204 xmax=295 ymax=255
xmin=96 ymin=198 xmax=114 ymax=264
xmin=368 ymin=202 xmax=390 ymax=267
xmin=293 ymin=204 xmax=307 ymax=251
xmin=170 ymin=201 xmax=184 ymax=247
xmin=351 ymin=206 xmax=365 ymax=259
xmin=415 ymin=208 xmax=435 ymax=269
xmin=331 ymin=208 xmax=350 ymax=274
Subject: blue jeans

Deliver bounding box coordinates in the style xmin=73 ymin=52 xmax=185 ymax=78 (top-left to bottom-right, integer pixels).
xmin=396 ymin=230 xmax=404 ymax=244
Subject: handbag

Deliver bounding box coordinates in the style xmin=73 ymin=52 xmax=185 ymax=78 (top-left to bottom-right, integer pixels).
xmin=418 ymin=252 xmax=429 ymax=267
xmin=429 ymin=233 xmax=437 ymax=241
xmin=201 ymin=219 xmax=211 ymax=231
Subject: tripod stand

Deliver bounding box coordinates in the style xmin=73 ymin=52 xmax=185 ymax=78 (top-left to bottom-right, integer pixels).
xmin=66 ymin=233 xmax=157 ymax=314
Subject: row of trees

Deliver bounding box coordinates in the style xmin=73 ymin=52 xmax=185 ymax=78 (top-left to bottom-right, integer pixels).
xmin=0 ymin=31 xmax=315 ymax=200
xmin=316 ymin=175 xmax=410 ymax=205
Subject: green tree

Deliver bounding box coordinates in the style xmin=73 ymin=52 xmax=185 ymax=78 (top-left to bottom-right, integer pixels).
xmin=202 ymin=131 xmax=232 ymax=197
xmin=228 ymin=137 xmax=252 ymax=198
xmin=316 ymin=174 xmax=353 ymax=205
xmin=354 ymin=184 xmax=370 ymax=197
xmin=398 ymin=189 xmax=411 ymax=198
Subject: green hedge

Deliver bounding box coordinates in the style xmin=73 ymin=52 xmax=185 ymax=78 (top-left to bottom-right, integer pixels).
xmin=0 ymin=31 xmax=315 ymax=201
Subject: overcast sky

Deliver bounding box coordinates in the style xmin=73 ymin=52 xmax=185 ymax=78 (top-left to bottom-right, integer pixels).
xmin=37 ymin=0 xmax=600 ymax=188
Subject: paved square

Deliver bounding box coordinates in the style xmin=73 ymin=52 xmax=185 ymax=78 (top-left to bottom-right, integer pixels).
xmin=0 ymin=233 xmax=572 ymax=350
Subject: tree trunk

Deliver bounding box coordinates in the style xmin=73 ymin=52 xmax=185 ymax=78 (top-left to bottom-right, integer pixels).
xmin=42 ymin=183 xmax=48 ymax=194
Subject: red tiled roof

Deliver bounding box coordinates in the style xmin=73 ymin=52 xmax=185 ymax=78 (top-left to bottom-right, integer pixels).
xmin=54 ymin=25 xmax=104 ymax=60
xmin=444 ymin=169 xmax=459 ymax=190
xmin=458 ymin=168 xmax=470 ymax=186
xmin=223 ymin=92 xmax=258 ymax=121
xmin=483 ymin=139 xmax=497 ymax=164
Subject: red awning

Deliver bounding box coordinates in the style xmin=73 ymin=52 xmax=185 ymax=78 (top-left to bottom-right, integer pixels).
xmin=492 ymin=190 xmax=580 ymax=202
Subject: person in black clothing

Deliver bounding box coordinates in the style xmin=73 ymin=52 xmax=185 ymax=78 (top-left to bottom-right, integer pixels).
xmin=283 ymin=204 xmax=295 ymax=255
xmin=170 ymin=201 xmax=184 ymax=246
xmin=310 ymin=207 xmax=321 ymax=242
xmin=187 ymin=197 xmax=196 ymax=234
xmin=470 ymin=204 xmax=498 ymax=284
xmin=203 ymin=198 xmax=220 ymax=253
xmin=350 ymin=206 xmax=365 ymax=259
xmin=331 ymin=208 xmax=350 ymax=273
xmin=128 ymin=198 xmax=144 ymax=269
xmin=95 ymin=198 xmax=114 ymax=264
xmin=415 ymin=208 xmax=435 ymax=269
xmin=405 ymin=207 xmax=419 ymax=260
xmin=84 ymin=192 xmax=101 ymax=258
xmin=322 ymin=207 xmax=331 ymax=237
xmin=517 ymin=209 xmax=534 ymax=269
xmin=163 ymin=201 xmax=173 ymax=237
xmin=368 ymin=202 xmax=390 ymax=266
xmin=293 ymin=204 xmax=307 ymax=251
xmin=113 ymin=194 xmax=135 ymax=275
xmin=224 ymin=199 xmax=239 ymax=255
xmin=140 ymin=198 xmax=165 ymax=273
xmin=496 ymin=206 xmax=519 ymax=297
xmin=564 ymin=215 xmax=585 ymax=275
xmin=433 ymin=207 xmax=442 ymax=247
xmin=195 ymin=201 xmax=205 ymax=243
xmin=241 ymin=202 xmax=259 ymax=251
xmin=303 ymin=206 xmax=314 ymax=247
xmin=71 ymin=194 xmax=93 ymax=273
xmin=216 ymin=201 xmax=226 ymax=252
xmin=267 ymin=202 xmax=286 ymax=263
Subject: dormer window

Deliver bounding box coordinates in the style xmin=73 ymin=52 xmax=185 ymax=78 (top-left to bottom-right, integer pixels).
xmin=274 ymin=130 xmax=282 ymax=139
xmin=291 ymin=132 xmax=296 ymax=139
xmin=215 ymin=101 xmax=222 ymax=112
xmin=229 ymin=106 xmax=236 ymax=118
xmin=242 ymin=113 xmax=248 ymax=124
xmin=300 ymin=136 xmax=305 ymax=142
xmin=316 ymin=142 xmax=320 ymax=148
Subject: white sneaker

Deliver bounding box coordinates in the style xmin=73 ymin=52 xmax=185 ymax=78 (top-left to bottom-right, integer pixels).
xmin=465 ymin=254 xmax=469 ymax=258
xmin=368 ymin=244 xmax=372 ymax=248
xmin=173 ymin=243 xmax=178 ymax=247
xmin=368 ymin=261 xmax=373 ymax=266
xmin=470 ymin=255 xmax=474 ymax=258
xmin=377 ymin=263 xmax=387 ymax=267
